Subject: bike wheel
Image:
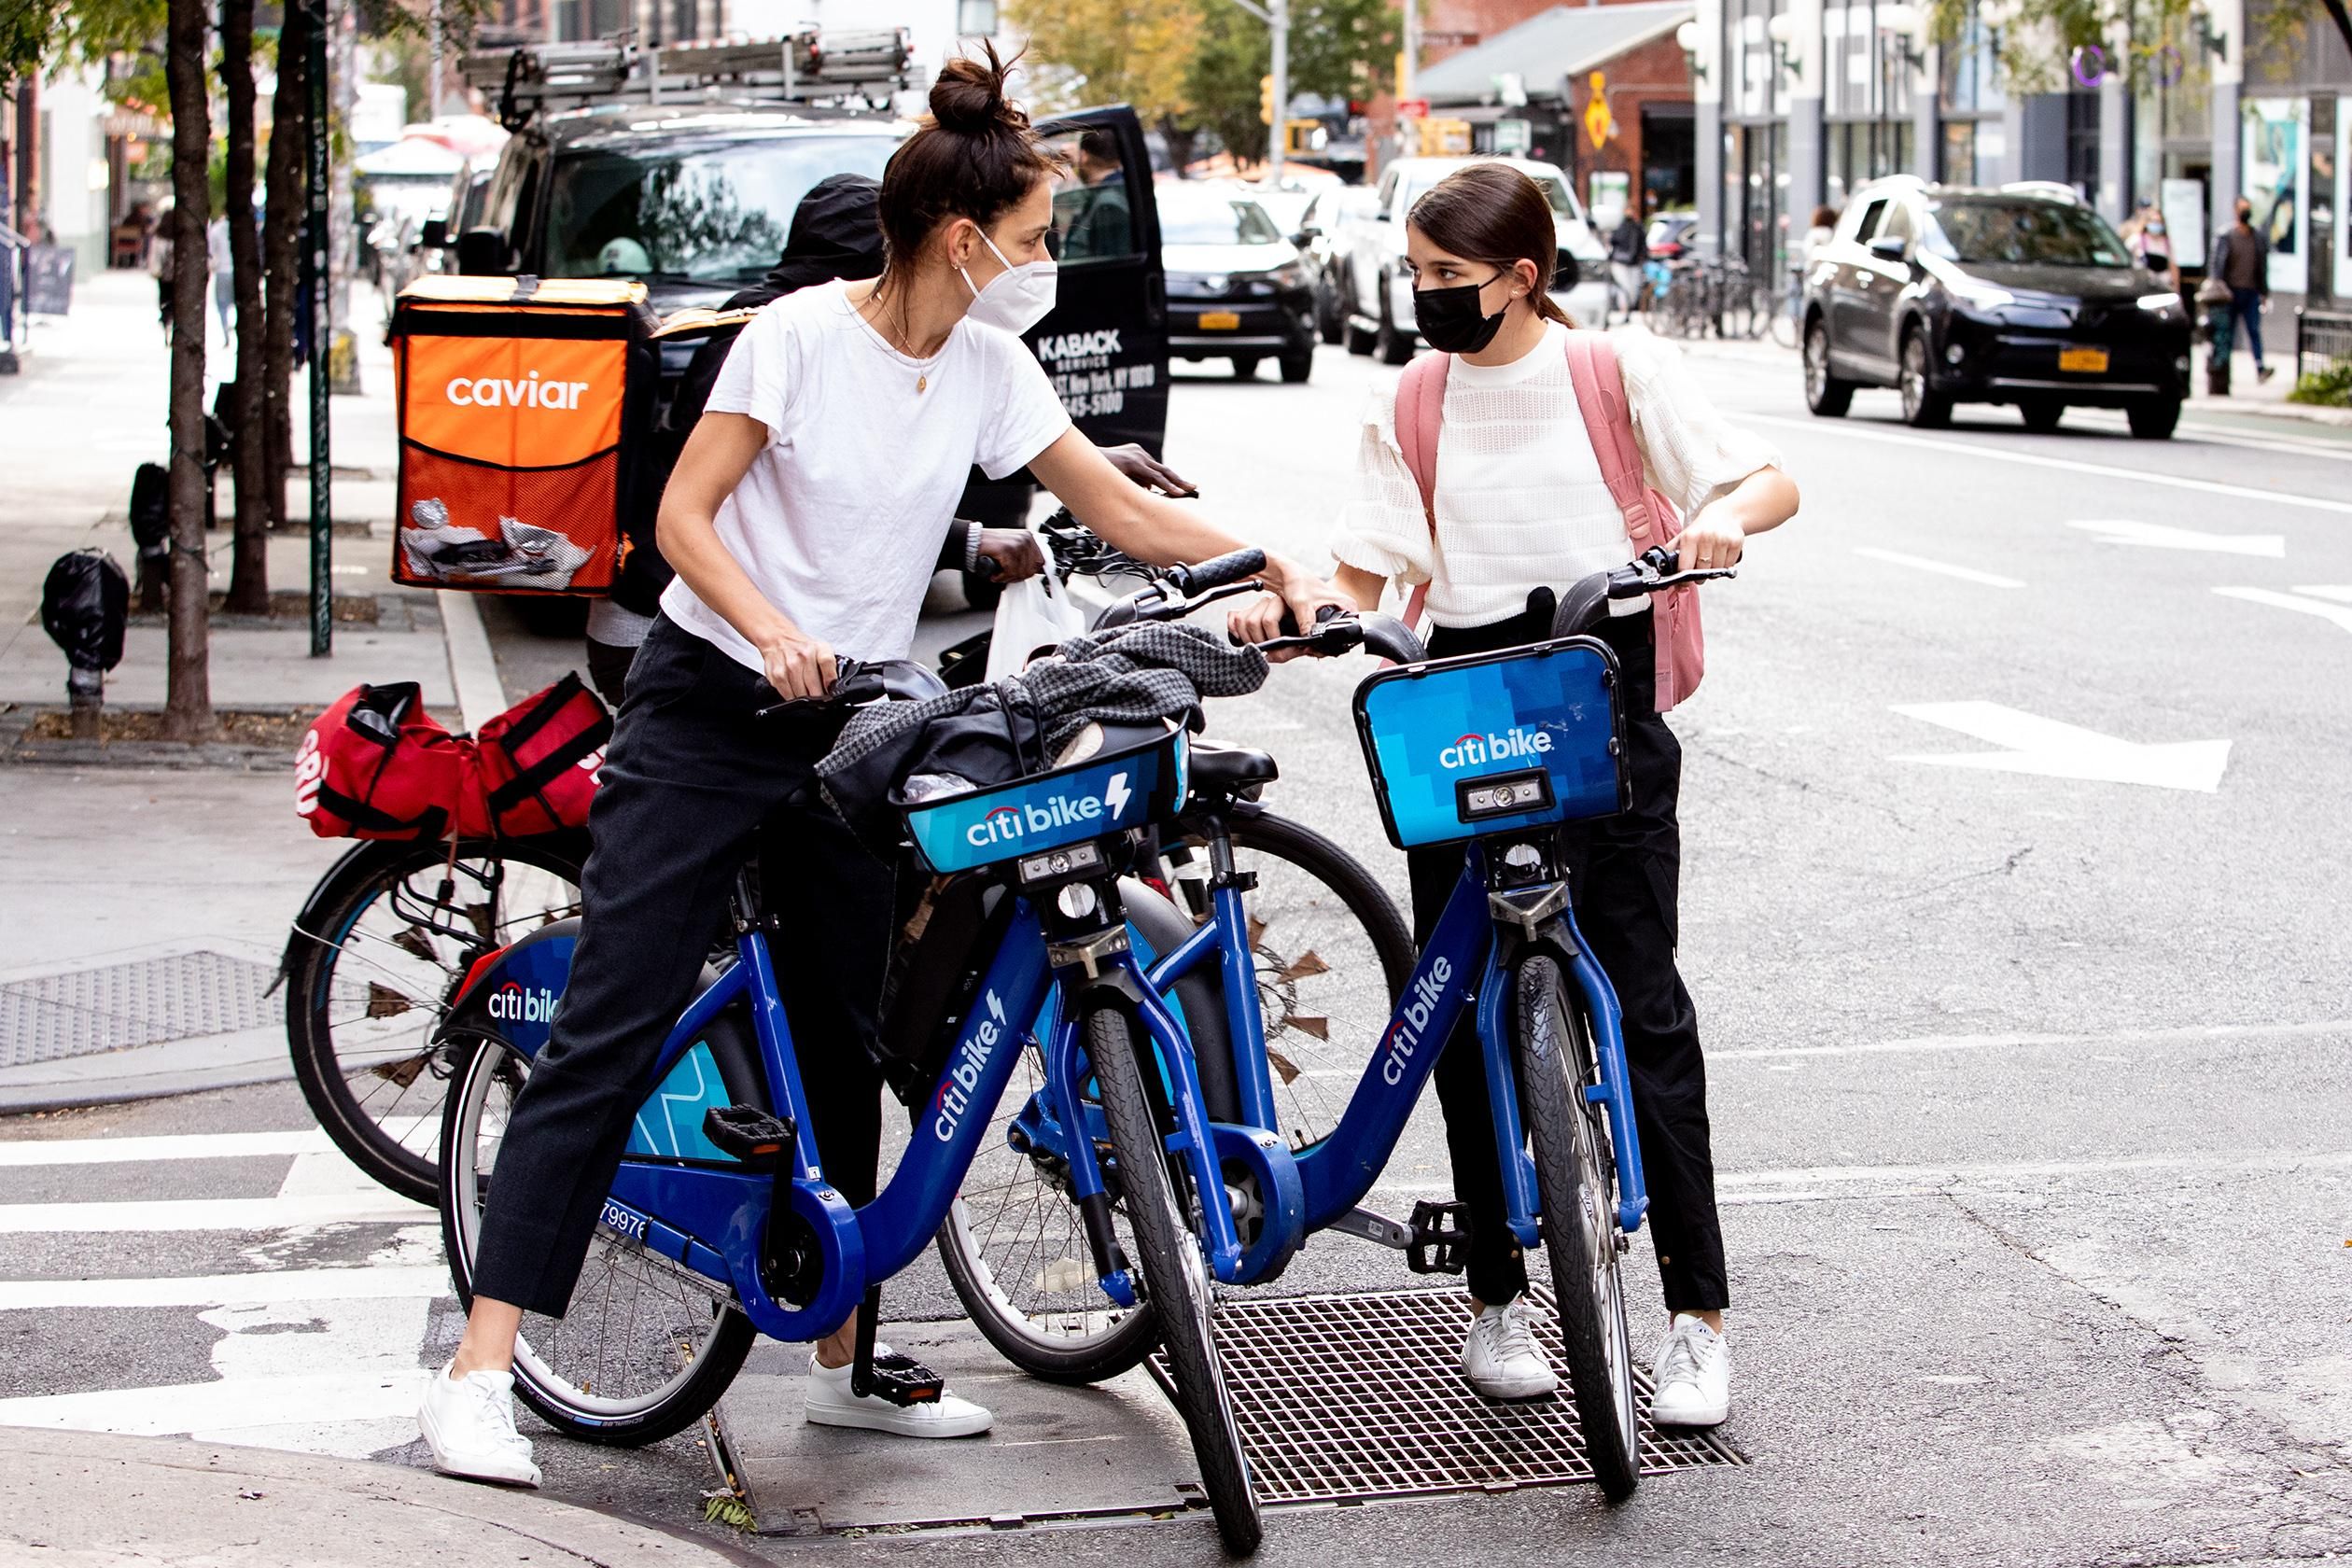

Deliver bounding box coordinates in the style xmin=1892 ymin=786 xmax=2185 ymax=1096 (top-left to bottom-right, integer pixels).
xmin=440 ymin=1035 xmax=756 ymax=1446
xmin=287 ymin=836 xmax=583 ymax=1204
xmin=1515 ymin=955 xmax=1640 ymax=1502
xmin=1089 ymin=1005 xmax=1261 ymax=1554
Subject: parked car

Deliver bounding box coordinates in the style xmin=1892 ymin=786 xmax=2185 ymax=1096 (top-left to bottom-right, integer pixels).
xmin=1160 ymin=181 xmax=1318 ymax=383
xmin=1645 ymin=209 xmax=1699 ymax=260
xmin=1295 ymin=183 xmax=1378 ymax=343
xmin=1340 ymin=155 xmax=1610 ymax=364
xmin=1800 ymin=175 xmax=2192 ymax=438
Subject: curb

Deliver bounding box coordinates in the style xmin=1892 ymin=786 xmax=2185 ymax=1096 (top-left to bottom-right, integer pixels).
xmin=0 ymin=1428 xmax=755 ymax=1567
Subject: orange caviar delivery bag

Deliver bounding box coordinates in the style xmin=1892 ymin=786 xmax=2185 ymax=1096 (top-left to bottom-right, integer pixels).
xmin=388 ymin=276 xmax=660 ymax=595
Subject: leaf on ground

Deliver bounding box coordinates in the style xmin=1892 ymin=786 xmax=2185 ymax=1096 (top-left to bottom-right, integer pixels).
xmin=1274 ymin=949 xmax=1330 ymax=982
xmin=365 ymin=984 xmax=414 ymax=1019
xmin=370 ymin=1052 xmax=430 ymax=1086
xmin=1265 ymin=1046 xmax=1302 ymax=1085
xmin=390 ymin=926 xmax=437 ymax=962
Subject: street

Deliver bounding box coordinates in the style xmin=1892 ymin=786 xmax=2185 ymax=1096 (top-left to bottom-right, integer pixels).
xmin=6 ymin=316 xmax=2352 ymax=1564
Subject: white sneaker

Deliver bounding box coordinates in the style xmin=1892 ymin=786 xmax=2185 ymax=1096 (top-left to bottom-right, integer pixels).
xmin=418 ymin=1363 xmax=542 ymax=1486
xmin=805 ymin=1343 xmax=992 ymax=1438
xmin=1649 ymin=1313 xmax=1730 ymax=1427
xmin=1460 ymin=1297 xmax=1559 ymax=1400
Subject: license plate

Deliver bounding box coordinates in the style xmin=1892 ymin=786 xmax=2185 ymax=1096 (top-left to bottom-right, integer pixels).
xmin=1197 ymin=311 xmax=1241 ymax=330
xmin=2059 ymin=346 xmax=2109 ymax=372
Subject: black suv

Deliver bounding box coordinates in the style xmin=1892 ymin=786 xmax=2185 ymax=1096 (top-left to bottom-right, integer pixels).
xmin=1800 ymin=176 xmax=2191 ymax=439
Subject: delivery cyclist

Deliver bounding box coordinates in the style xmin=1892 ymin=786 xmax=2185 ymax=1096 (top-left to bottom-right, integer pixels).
xmin=416 ymin=47 xmax=1346 ymax=1486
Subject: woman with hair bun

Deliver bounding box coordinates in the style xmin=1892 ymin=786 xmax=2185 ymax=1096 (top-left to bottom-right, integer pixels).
xmin=417 ymin=45 xmax=1349 ymax=1483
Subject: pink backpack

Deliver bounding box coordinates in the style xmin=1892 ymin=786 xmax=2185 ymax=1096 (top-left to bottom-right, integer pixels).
xmin=1393 ymin=332 xmax=1705 ymax=712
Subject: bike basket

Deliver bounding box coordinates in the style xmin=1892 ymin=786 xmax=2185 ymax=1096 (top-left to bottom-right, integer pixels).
xmin=897 ymin=723 xmax=1189 ymax=876
xmin=388 ymin=275 xmax=660 ymax=597
xmin=1352 ymin=639 xmax=1629 ymax=849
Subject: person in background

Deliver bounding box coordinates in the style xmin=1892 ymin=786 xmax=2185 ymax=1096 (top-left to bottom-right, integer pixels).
xmin=1054 ymin=130 xmax=1132 ymax=262
xmin=1799 ymin=204 xmax=1838 ymax=272
xmin=2123 ymin=201 xmax=2179 ymax=295
xmin=1607 ymin=199 xmax=1648 ymax=324
xmin=206 ymin=213 xmax=233 ymax=339
xmin=2210 ymin=197 xmax=2272 ymax=384
xmin=149 ymin=210 xmax=176 ymax=342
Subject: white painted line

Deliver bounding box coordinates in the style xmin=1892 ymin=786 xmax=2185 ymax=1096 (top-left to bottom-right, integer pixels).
xmin=1716 ymin=1149 xmax=2352 ymax=1189
xmin=2068 ymin=519 xmax=2285 ymax=556
xmin=1713 ymin=1015 xmax=2352 ymax=1063
xmin=0 ymin=1266 xmax=449 ymax=1310
xmin=436 ymin=589 xmax=506 ymax=734
xmin=1850 ymin=547 xmax=2024 ymax=588
xmin=2293 ymin=584 xmax=2352 ymax=604
xmin=0 ymin=1369 xmax=428 ymax=1440
xmin=0 ymin=1129 xmax=331 ymax=1167
xmin=2214 ymin=585 xmax=2352 ymax=634
xmin=1891 ymin=701 xmax=2231 ymax=792
xmin=1745 ymin=411 xmax=2352 ymax=515
xmin=0 ymin=1193 xmax=428 ymax=1234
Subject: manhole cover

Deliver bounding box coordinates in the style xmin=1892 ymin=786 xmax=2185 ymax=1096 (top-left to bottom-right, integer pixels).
xmin=0 ymin=951 xmax=279 ymax=1069
xmin=1150 ymin=1284 xmax=1743 ymax=1505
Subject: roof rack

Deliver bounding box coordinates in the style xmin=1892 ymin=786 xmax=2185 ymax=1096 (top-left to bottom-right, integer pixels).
xmin=460 ymin=28 xmax=919 ymax=132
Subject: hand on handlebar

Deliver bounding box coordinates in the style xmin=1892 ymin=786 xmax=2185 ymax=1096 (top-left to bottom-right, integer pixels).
xmin=759 ymin=627 xmax=837 ymax=703
xmin=972 ymin=527 xmax=1045 ymax=583
xmin=1227 ymin=565 xmax=1356 ymax=663
xmin=1673 ymin=506 xmax=1747 ymax=571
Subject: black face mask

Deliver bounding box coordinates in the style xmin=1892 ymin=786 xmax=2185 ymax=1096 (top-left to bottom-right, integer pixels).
xmin=1413 ymin=273 xmax=1509 ymax=354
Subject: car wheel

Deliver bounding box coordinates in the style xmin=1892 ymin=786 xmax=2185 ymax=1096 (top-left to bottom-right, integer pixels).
xmin=2127 ymin=396 xmax=2181 ymax=440
xmin=1899 ymin=330 xmax=1953 ymax=428
xmin=1803 ymin=318 xmax=1853 ymax=417
xmin=2018 ymin=397 xmax=2065 ymax=433
xmin=1232 ymin=357 xmax=1261 ymax=381
xmin=1376 ymin=292 xmax=1414 ymax=365
xmin=1279 ymin=349 xmax=1312 ymax=385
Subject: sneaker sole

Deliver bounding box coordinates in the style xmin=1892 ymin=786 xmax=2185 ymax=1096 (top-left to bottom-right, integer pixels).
xmin=1462 ymin=1368 xmax=1560 ymax=1401
xmin=1648 ymin=1398 xmax=1729 ymax=1428
xmin=805 ymin=1400 xmax=993 ymax=1439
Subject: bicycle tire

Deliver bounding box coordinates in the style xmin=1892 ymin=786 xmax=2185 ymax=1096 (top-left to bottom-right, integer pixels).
xmin=1088 ymin=1004 xmax=1262 ymax=1554
xmin=440 ymin=1033 xmax=757 ymax=1447
xmin=1515 ymin=954 xmax=1641 ymax=1502
xmin=286 ymin=835 xmax=584 ymax=1204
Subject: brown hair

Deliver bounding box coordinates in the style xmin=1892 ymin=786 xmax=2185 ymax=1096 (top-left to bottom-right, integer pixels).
xmin=1407 ymin=163 xmax=1574 ymax=327
xmin=876 ymin=42 xmax=1065 ymax=273
xmin=1811 ymin=204 xmax=1839 ymax=230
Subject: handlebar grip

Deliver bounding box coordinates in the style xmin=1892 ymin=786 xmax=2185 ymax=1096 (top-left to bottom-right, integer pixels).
xmin=756 ymin=656 xmax=871 ymax=718
xmin=1357 ymin=613 xmax=1426 ymax=665
xmin=1167 ymin=547 xmax=1267 ymax=596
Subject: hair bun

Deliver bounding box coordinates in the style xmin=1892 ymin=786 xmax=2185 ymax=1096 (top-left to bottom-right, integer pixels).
xmin=930 ymin=44 xmax=1029 ymax=134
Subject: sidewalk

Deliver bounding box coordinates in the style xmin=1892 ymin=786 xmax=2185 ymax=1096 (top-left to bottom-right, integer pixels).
xmin=0 ymin=1427 xmax=753 ymax=1568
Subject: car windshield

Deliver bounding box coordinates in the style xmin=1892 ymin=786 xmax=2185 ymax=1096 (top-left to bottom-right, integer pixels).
xmin=1923 ymin=198 xmax=2133 ymax=267
xmin=544 ymin=134 xmax=897 ymax=284
xmin=1159 ymin=189 xmax=1283 ymax=245
xmin=1407 ymin=171 xmax=1576 ymax=220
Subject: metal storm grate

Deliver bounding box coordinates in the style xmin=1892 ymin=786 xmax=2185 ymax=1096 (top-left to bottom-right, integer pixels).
xmin=0 ymin=951 xmax=279 ymax=1069
xmin=1149 ymin=1284 xmax=1743 ymax=1506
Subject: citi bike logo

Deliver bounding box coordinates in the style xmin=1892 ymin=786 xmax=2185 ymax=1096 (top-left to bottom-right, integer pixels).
xmin=933 ymin=989 xmax=1008 ymax=1142
xmin=1379 ymin=957 xmax=1454 ymax=1085
xmin=1438 ymin=728 xmax=1554 ymax=770
xmin=487 ymin=981 xmax=561 ymax=1025
xmin=963 ymin=772 xmax=1133 ymax=849
xmin=444 ymin=370 xmax=594 ymax=410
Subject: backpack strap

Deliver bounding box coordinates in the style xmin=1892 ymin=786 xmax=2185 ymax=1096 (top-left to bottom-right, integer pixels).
xmin=1391 ymin=351 xmax=1450 ymax=631
xmin=1561 ymin=331 xmax=1660 ymax=547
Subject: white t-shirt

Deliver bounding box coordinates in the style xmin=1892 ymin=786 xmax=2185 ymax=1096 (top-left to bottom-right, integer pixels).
xmin=660 ymin=279 xmax=1072 ymax=667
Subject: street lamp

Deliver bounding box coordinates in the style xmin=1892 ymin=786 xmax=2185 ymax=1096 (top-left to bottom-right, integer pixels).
xmin=1879 ymin=2 xmax=1929 ymax=74
xmin=1766 ymin=11 xmax=1800 ymax=89
xmin=2191 ymin=5 xmax=2228 ymax=62
xmin=1675 ymin=19 xmax=1709 ymax=82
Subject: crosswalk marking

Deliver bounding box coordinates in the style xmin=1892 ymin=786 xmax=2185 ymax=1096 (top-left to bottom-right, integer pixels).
xmin=0 ymin=1265 xmax=450 ymax=1310
xmin=0 ymin=1130 xmax=334 ymax=1166
xmin=0 ymin=1193 xmax=428 ymax=1233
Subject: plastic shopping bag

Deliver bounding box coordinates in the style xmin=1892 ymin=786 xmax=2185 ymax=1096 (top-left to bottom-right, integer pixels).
xmin=984 ymin=566 xmax=1086 ymax=683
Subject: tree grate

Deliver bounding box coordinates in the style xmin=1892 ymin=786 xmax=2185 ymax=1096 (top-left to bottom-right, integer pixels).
xmin=1147 ymin=1284 xmax=1743 ymax=1506
xmin=0 ymin=951 xmax=279 ymax=1069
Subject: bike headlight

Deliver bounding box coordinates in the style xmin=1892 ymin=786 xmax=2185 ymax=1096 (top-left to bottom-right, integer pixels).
xmin=2137 ymin=290 xmax=2184 ymax=315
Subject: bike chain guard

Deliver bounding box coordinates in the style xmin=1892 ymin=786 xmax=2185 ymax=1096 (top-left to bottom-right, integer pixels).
xmin=731 ymin=1175 xmax=864 ymax=1343
xmin=1407 ymin=1199 xmax=1473 ymax=1276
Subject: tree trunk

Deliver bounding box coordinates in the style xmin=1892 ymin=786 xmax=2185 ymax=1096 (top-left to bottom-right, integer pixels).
xmin=261 ymin=5 xmax=308 ymax=534
xmin=220 ymin=0 xmax=270 ymax=612
xmin=1157 ymin=118 xmax=1198 ymax=177
xmin=163 ymin=0 xmax=215 ymax=740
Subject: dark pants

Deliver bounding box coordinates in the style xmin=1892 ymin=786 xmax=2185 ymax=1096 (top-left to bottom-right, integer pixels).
xmin=2232 ymin=288 xmax=2265 ymax=366
xmin=471 ymin=615 xmax=897 ymax=1317
xmin=1407 ymin=604 xmax=1729 ymax=1315
xmin=583 ymin=634 xmax=639 ymax=709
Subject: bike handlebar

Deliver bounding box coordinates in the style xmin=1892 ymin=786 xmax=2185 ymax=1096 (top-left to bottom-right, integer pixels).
xmin=755 ymin=657 xmax=939 ymax=719
xmin=1550 ymin=548 xmax=1737 ymax=640
xmin=1163 ymin=548 xmax=1267 ymax=597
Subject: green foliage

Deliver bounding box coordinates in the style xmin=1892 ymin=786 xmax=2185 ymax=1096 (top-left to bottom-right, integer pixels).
xmin=1925 ymin=0 xmax=2309 ymax=98
xmin=2288 ymin=363 xmax=2352 ymax=409
xmin=1185 ymin=1 xmax=1268 ymax=164
xmin=4 ymin=0 xmax=167 ymax=79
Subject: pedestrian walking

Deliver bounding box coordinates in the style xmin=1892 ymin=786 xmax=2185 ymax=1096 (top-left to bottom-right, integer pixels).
xmin=206 ymin=214 xmax=233 ymax=340
xmin=148 ymin=213 xmax=175 ymax=342
xmin=2211 ymin=197 xmax=2272 ymax=383
xmin=1323 ymin=161 xmax=1799 ymax=1429
xmin=415 ymin=45 xmax=1350 ymax=1489
xmin=1607 ymin=200 xmax=1647 ymax=324
xmin=2123 ymin=200 xmax=2180 ymax=295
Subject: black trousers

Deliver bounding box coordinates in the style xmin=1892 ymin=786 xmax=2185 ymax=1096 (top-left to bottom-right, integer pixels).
xmin=471 ymin=615 xmax=897 ymax=1317
xmin=1407 ymin=604 xmax=1729 ymax=1314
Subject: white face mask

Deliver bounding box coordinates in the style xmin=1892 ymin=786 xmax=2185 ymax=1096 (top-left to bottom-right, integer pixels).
xmin=960 ymin=227 xmax=1057 ymax=335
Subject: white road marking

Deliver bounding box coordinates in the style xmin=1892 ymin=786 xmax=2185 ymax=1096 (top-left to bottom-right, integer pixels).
xmin=1714 ymin=1015 xmax=2352 ymax=1063
xmin=2292 ymin=585 xmax=2352 ymax=604
xmin=1744 ymin=411 xmax=2352 ymax=515
xmin=2214 ymin=586 xmax=2352 ymax=634
xmin=0 ymin=1266 xmax=449 ymax=1310
xmin=1851 ymin=548 xmax=2024 ymax=588
xmin=2069 ymin=519 xmax=2286 ymax=556
xmin=0 ymin=1129 xmax=331 ymax=1166
xmin=0 ymin=1193 xmax=427 ymax=1233
xmin=0 ymin=1368 xmax=429 ymax=1457
xmin=1891 ymin=701 xmax=2231 ymax=792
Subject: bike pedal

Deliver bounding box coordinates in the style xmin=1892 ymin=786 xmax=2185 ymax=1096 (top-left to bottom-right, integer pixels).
xmin=854 ymin=1351 xmax=945 ymax=1407
xmin=1407 ymin=1199 xmax=1472 ymax=1276
xmin=703 ymin=1103 xmax=795 ymax=1168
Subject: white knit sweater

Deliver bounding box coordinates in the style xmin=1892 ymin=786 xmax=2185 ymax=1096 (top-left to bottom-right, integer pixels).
xmin=1328 ymin=324 xmax=1782 ymax=628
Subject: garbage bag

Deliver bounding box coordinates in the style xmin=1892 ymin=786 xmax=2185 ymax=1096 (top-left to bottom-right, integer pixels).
xmin=41 ymin=550 xmax=130 ymax=673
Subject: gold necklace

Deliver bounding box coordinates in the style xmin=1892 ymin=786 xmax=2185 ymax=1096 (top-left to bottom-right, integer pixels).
xmin=869 ymin=281 xmax=938 ymax=394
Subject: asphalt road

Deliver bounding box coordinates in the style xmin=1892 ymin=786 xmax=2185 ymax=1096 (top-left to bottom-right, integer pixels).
xmin=6 ymin=336 xmax=2350 ymax=1564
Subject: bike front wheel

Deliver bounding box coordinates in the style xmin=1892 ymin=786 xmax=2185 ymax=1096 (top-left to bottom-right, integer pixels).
xmin=1515 ymin=955 xmax=1641 ymax=1501
xmin=1090 ymin=1005 xmax=1261 ymax=1554
xmin=440 ymin=1035 xmax=756 ymax=1446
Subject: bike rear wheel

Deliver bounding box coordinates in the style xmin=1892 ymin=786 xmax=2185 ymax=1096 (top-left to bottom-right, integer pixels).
xmin=1089 ymin=1005 xmax=1261 ymax=1554
xmin=1515 ymin=955 xmax=1640 ymax=1502
xmin=287 ymin=835 xmax=583 ymax=1204
xmin=440 ymin=1035 xmax=756 ymax=1446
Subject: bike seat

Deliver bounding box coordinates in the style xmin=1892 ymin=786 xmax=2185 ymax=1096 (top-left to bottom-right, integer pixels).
xmin=1191 ymin=740 xmax=1279 ymax=796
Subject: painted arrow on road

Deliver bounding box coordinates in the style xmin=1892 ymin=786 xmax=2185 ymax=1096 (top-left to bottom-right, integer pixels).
xmin=1891 ymin=703 xmax=2231 ymax=792
xmin=2069 ymin=519 xmax=2285 ymax=556
xmin=2214 ymin=586 xmax=2352 ymax=634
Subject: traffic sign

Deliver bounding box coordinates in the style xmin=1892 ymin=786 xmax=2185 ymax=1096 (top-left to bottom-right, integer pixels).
xmin=1396 ymin=98 xmax=1429 ymax=119
xmin=1583 ymin=71 xmax=1614 ymax=148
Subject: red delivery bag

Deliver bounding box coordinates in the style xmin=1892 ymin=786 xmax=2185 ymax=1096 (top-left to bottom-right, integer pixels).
xmin=473 ymin=674 xmax=611 ymax=838
xmin=294 ymin=683 xmax=480 ymax=841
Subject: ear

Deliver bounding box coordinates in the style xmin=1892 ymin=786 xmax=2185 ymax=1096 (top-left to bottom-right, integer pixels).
xmin=1512 ymin=257 xmax=1543 ymax=301
xmin=943 ymin=217 xmax=981 ymax=269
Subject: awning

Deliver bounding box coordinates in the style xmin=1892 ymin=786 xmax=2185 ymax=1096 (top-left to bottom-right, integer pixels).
xmin=1419 ymin=1 xmax=1695 ymax=107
